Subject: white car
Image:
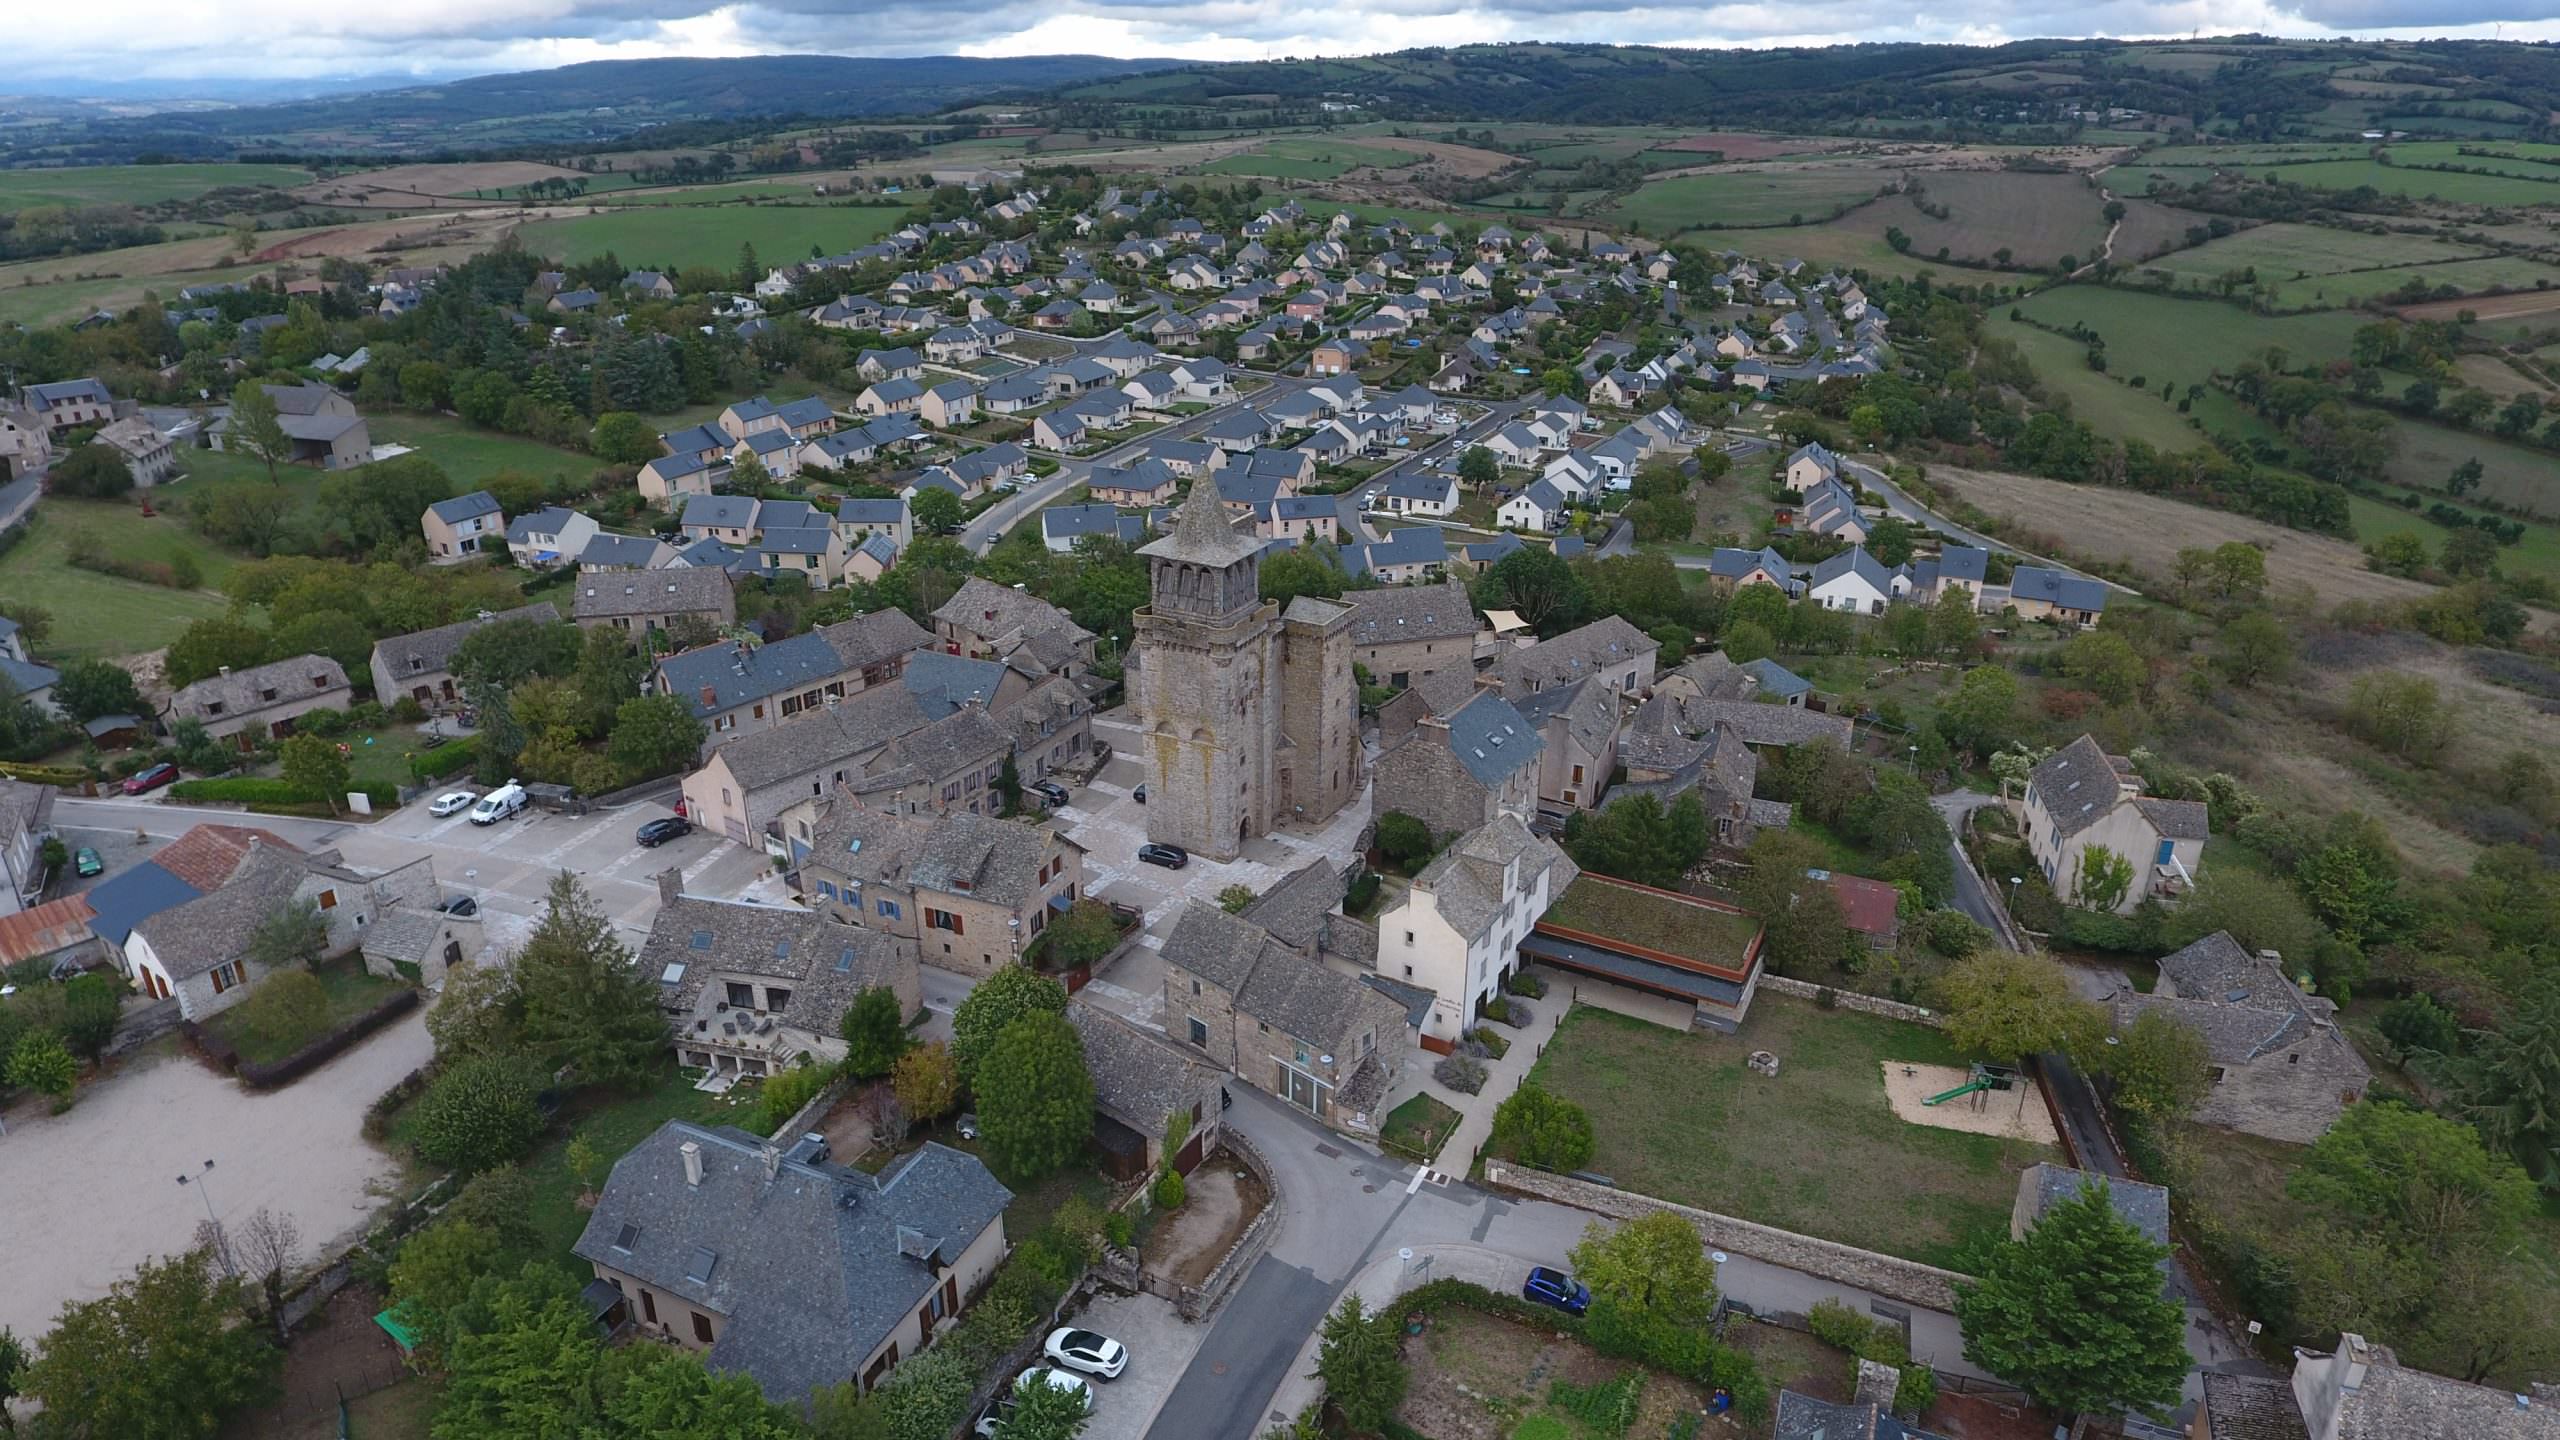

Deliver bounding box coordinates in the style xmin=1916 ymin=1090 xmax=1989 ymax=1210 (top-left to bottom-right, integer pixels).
xmin=1015 ymin=1367 xmax=1093 ymax=1410
xmin=428 ymin=790 xmax=476 ymax=817
xmin=973 ymin=1368 xmax=1094 ymax=1437
xmin=1043 ymin=1326 xmax=1127 ymax=1380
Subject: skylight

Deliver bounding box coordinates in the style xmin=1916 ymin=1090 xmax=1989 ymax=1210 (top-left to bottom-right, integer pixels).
xmin=689 ymin=931 xmax=713 ymax=950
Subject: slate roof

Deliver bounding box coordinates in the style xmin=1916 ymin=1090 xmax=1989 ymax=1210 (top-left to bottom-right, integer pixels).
xmin=906 ymin=811 xmax=1066 ymax=908
xmin=1342 ymin=580 xmax=1478 ymax=647
xmin=1741 ymin=657 xmax=1813 ymax=700
xmin=684 ymin=494 xmax=761 ymax=530
xmin=575 ymin=1122 xmax=1008 ymax=1408
xmin=1771 ymin=1392 xmax=1944 ymax=1440
xmin=933 ymin=576 xmax=1092 ymax=650
xmin=579 ymin=533 xmax=668 ymax=569
xmin=1810 ymin=544 xmax=1894 ymax=595
xmin=1235 ymin=940 xmax=1407 ymax=1052
xmin=658 ymin=633 xmax=847 ymax=720
xmin=2113 ymin=931 xmax=2370 ymax=1085
xmin=369 ymin=603 xmax=560 ymax=684
xmin=2197 ymin=1374 xmax=2310 ymax=1440
xmin=1159 ymin=901 xmax=1283 ymax=994
xmin=574 ymin=568 xmax=734 ymax=622
xmin=2009 ymin=564 xmax=2108 ymax=614
xmin=835 ymin=498 xmax=908 ymax=528
xmin=2026 ymin=735 xmax=2128 ymax=839
xmin=1351 ymin=526 xmax=1448 ymax=576
xmin=83 ymin=862 xmax=202 ymax=948
xmin=1409 ymin=813 xmax=1576 ymax=947
xmin=1067 ymin=1001 xmax=1220 ymax=1139
xmin=131 ymin=843 xmax=317 ymax=979
xmin=2318 ymin=1339 xmax=2560 ymax=1440
xmin=712 ymin=686 xmax=931 ymax=792
xmin=1677 ymin=698 xmax=1854 ymax=748
xmin=1441 ymin=691 xmax=1542 ymax=788
xmin=1139 ymin=471 xmax=1265 ymax=568
xmin=1498 ymin=614 xmax=1651 ymax=693
xmin=1241 ymin=860 xmax=1348 ymax=953
xmin=428 ymin=491 xmax=502 ymax=525
xmin=2018 ymin=1163 xmax=2170 ymax=1248
xmin=168 ymin=653 xmax=349 ymax=721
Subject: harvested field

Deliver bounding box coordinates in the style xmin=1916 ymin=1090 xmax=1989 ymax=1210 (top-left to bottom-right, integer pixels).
xmin=1925 ymin=464 xmax=2560 ymax=626
xmin=1881 ymin=1063 xmax=2058 ymax=1145
xmin=2402 ymin=286 xmax=2560 ymax=325
xmin=1654 ymin=132 xmax=1846 ymax=159
xmin=0 ymin=162 xmax=312 ymax=212
xmin=2455 ymin=353 xmax=2551 ymax=399
xmin=2141 ymin=220 xmax=2480 ymax=280
xmin=295 ymin=162 xmax=593 ymax=209
xmin=1883 ymin=170 xmax=2112 ymax=267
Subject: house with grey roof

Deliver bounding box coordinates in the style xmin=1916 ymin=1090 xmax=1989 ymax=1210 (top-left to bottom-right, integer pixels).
xmin=1375 ymin=814 xmax=1577 ymax=1045
xmin=785 ymin=800 xmax=1086 ymax=980
xmin=1901 ymin=544 xmax=1990 ymax=606
xmin=1509 ymin=676 xmax=1620 ymax=817
xmin=367 ymin=602 xmax=560 ymax=713
xmin=125 ymin=840 xmax=437 ymax=1021
xmin=1069 ymin=1000 xmax=1225 ymax=1180
xmin=420 ymin=491 xmax=505 ymax=559
xmin=505 ymin=506 xmax=600 ymax=568
xmin=2021 ymin=734 xmax=2208 ymax=914
xmin=18 ymin=377 xmax=113 ymax=431
xmin=1499 ymin=614 xmax=1655 ymax=698
xmin=2290 ymin=1332 xmax=2558 ymax=1440
xmin=1158 ymin=900 xmax=1411 ymax=1133
xmin=1771 ymin=1389 xmax=1947 ymax=1440
xmin=931 ymin=576 xmax=1095 ymax=675
xmin=165 ymin=653 xmax=352 ymax=752
xmin=2011 ymin=1163 xmax=2169 ymax=1252
xmin=2006 ymin=564 xmax=2108 ymax=626
xmin=1374 ymin=689 xmax=1543 ymax=838
xmin=2107 ymin=931 xmax=2369 ymax=1144
xmin=573 ymin=567 xmax=737 ymax=639
xmin=212 ymin=382 xmax=370 ymax=470
xmin=574 ymin=1120 xmax=1009 ymax=1404
xmin=832 ymin=497 xmax=912 ymax=553
xmin=680 ymin=684 xmax=936 ymax=846
xmin=1041 ymin=503 xmax=1147 ymax=553
xmin=644 ymin=871 xmax=920 ymax=1078
xmin=1808 ymin=544 xmax=1901 ymax=615
xmin=1347 ymin=526 xmax=1448 ymax=585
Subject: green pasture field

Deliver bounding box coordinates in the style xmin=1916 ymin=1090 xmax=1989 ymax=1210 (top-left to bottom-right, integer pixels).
xmin=2017 ymin=285 xmax=2367 ymax=376
xmin=2374 ymin=415 xmax=2560 ymax=519
xmin=366 ymin=415 xmax=597 ymax=488
xmin=1198 ymin=137 xmax=1420 ymax=180
xmin=1986 ymin=316 xmax=2211 ymax=455
xmin=2239 ymin=159 xmax=2560 ymax=207
xmin=0 ymin=498 xmax=237 ymax=660
xmin=2348 ymin=489 xmax=2560 ymax=584
xmin=0 ymin=163 xmax=314 ymax=212
xmin=1611 ymin=168 xmax=1889 ymax=230
xmin=516 ymin=203 xmax=914 ymax=272
xmin=2139 ymin=221 xmax=2486 ymax=280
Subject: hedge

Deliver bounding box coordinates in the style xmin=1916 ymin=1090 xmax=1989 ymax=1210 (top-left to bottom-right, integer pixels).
xmin=170 ymin=777 xmax=400 ymax=807
xmin=0 ymin=761 xmax=90 ymax=787
xmin=409 ymin=741 xmax=481 ymax=782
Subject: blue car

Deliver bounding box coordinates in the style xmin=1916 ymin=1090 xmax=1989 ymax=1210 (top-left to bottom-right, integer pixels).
xmin=1522 ymin=1266 xmax=1589 ymax=1316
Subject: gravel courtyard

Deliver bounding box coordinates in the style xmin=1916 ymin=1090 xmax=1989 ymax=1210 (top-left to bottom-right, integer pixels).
xmin=0 ymin=1011 xmax=431 ymax=1339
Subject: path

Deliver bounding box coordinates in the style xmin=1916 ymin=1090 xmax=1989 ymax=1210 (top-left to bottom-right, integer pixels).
xmin=0 ymin=473 xmax=37 ymax=536
xmin=1846 ymin=459 xmax=2143 ymax=596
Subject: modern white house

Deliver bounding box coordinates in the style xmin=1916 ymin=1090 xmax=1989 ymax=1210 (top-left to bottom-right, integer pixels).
xmin=1373 ymin=815 xmax=1577 ymax=1045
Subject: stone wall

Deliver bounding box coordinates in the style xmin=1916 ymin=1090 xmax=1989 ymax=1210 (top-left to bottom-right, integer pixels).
xmin=1485 ymin=1161 xmax=1972 ymax=1314
xmin=1756 ymin=975 xmax=1945 ymax=1028
xmin=1176 ymin=1129 xmax=1280 ymax=1321
xmin=1372 ymin=729 xmax=1494 ymax=838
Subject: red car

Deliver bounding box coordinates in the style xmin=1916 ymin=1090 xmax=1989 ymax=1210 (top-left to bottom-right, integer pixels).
xmin=122 ymin=762 xmax=179 ymax=795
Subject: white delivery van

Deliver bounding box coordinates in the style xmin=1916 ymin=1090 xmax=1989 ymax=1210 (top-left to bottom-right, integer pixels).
xmin=468 ymin=781 xmax=528 ymax=825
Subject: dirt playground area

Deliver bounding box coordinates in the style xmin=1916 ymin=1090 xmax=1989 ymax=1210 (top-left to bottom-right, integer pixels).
xmin=1880 ymin=1062 xmax=2058 ymax=1145
xmin=1141 ymin=1157 xmax=1269 ymax=1288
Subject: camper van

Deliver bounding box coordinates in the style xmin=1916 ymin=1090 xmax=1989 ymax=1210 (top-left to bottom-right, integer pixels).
xmin=469 ymin=781 xmax=528 ymax=826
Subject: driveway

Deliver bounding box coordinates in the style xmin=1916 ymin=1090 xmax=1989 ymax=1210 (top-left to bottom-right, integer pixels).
xmin=0 ymin=1011 xmax=433 ymax=1339
xmin=1068 ymin=1289 xmax=1201 ymax=1440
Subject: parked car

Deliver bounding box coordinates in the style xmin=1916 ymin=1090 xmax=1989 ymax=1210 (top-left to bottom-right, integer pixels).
xmin=955 ymin=1112 xmax=979 ymax=1140
xmin=1029 ymin=780 xmax=1071 ymax=808
xmin=635 ymin=816 xmax=693 ymax=848
xmin=436 ymin=895 xmax=479 ymax=918
xmin=428 ymin=790 xmax=477 ymax=817
xmin=1137 ymin=843 xmax=1187 ymax=869
xmin=1043 ymin=1327 xmax=1128 ymax=1381
xmin=1131 ymin=782 xmax=1146 ymax=805
xmin=1013 ymin=1368 xmax=1093 ymax=1412
xmin=468 ymin=782 xmax=527 ymax=825
xmin=72 ymin=847 xmax=103 ymax=878
xmin=1522 ymin=1266 xmax=1589 ymax=1317
xmin=122 ymin=762 xmax=179 ymax=796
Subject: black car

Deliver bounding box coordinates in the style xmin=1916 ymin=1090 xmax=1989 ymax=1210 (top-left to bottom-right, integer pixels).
xmin=1131 ymin=783 xmax=1147 ymax=805
xmin=436 ymin=895 xmax=479 ymax=918
xmin=635 ymin=816 xmax=694 ymax=848
xmin=1029 ymin=780 xmax=1071 ymax=808
xmin=1136 ymin=843 xmax=1188 ymax=869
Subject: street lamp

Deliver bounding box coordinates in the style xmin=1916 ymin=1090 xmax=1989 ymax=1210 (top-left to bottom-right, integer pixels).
xmin=177 ymin=1159 xmax=234 ymax=1274
xmin=1907 ymin=743 xmax=1918 ymax=773
xmin=2007 ymin=876 xmax=2021 ymax=915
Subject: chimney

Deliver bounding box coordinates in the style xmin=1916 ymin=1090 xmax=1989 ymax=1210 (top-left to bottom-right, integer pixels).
xmin=679 ymin=1141 xmax=703 ymax=1187
xmin=656 ymin=868 xmax=684 ymax=906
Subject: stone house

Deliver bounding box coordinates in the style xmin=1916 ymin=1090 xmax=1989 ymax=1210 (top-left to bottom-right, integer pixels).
xmin=574 ymin=1122 xmax=1009 ymax=1403
xmin=1159 ymin=900 xmax=1410 ymax=1131
xmin=1497 ymin=614 xmax=1655 ymax=699
xmin=1068 ymin=1000 xmax=1225 ymax=1180
xmin=367 ymin=602 xmax=561 ymax=713
xmin=572 ymin=568 xmax=738 ymax=638
xmin=421 ymin=490 xmax=506 ymax=558
xmin=789 ymin=802 xmax=1085 ymax=980
xmin=1509 ymin=677 xmax=1620 ymax=815
xmin=931 ymin=576 xmax=1096 ymax=676
xmin=2260 ymin=1331 xmax=2560 ymax=1440
xmin=360 ymin=908 xmax=483 ymax=990
xmin=2109 ymin=931 xmax=2370 ymax=1145
xmin=221 ymin=382 xmax=371 ymax=470
xmin=2021 ymin=735 xmax=2207 ymax=913
xmin=164 ymin=653 xmax=351 ymax=751
xmin=681 ymin=683 xmax=936 ymax=848
xmin=1373 ymin=690 xmax=1542 ymax=837
xmin=96 ymin=416 xmax=178 ymax=486
xmin=643 ymin=872 xmax=920 ymax=1078
xmin=657 ymin=608 xmax=930 ymax=753
xmin=18 ymin=378 xmax=113 ymax=433
xmin=1374 ymin=815 xmax=1577 ymax=1046
xmin=2011 ymin=1163 xmax=2168 ymax=1249
xmin=0 ymin=778 xmax=57 ymax=917
xmin=124 ymin=842 xmax=437 ymax=1020
xmin=1340 ymin=580 xmax=1483 ymax=689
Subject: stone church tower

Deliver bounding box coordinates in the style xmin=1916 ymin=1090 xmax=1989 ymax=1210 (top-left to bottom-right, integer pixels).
xmin=1133 ymin=480 xmax=1360 ymax=861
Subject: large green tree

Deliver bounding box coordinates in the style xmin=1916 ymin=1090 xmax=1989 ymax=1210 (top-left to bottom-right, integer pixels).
xmin=1942 ymin=952 xmax=2103 ymax=1063
xmin=515 ymin=872 xmax=667 ymax=1091
xmin=279 ymin=733 xmax=352 ymax=813
xmin=1569 ymin=1211 xmax=1719 ymax=1362
xmin=606 ymin=694 xmax=707 ymax=783
xmin=840 ymin=985 xmax=908 ymax=1081
xmin=24 ymin=1249 xmax=280 ymax=1439
xmin=1954 ymin=1181 xmax=2188 ymax=1418
xmin=1735 ymin=830 xmax=1852 ymax=976
xmin=49 ymin=659 xmax=146 ymax=724
xmin=225 ymin=382 xmax=291 ymax=483
xmin=2458 ymin=972 xmax=2560 ymax=1189
xmin=1313 ymin=1294 xmax=1406 ymax=1436
xmin=973 ymin=1012 xmax=1094 ymax=1182
xmin=949 ymin=965 xmax=1069 ymax=1080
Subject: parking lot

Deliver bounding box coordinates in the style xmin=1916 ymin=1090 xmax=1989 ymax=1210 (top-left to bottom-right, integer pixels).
xmin=1055 ymin=1290 xmax=1202 ymax=1440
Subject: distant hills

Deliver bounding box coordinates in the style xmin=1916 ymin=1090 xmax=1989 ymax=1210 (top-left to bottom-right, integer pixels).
xmin=2 ymin=54 xmax=1192 ymax=163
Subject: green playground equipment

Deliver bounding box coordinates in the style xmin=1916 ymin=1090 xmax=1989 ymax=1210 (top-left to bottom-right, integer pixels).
xmin=1922 ymin=1062 xmax=2019 ymax=1107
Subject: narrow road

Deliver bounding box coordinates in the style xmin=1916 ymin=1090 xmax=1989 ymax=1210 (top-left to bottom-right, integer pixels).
xmin=1845 ymin=458 xmax=2143 ymax=596
xmin=1930 ymin=792 xmax=2267 ymax=1416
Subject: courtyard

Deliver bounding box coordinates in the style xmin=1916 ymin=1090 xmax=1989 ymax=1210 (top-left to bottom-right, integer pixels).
xmin=1522 ymin=998 xmax=2059 ymax=1269
xmin=0 ymin=1011 xmax=432 ymax=1340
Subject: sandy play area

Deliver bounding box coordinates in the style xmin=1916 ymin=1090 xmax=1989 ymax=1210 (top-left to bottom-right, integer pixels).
xmin=1880 ymin=1061 xmax=2058 ymax=1145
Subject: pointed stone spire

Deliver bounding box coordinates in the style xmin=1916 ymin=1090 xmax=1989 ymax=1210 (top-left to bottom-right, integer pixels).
xmin=1139 ymin=472 xmax=1264 ymax=567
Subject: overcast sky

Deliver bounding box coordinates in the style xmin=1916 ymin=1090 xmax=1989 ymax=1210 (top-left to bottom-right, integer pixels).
xmin=38 ymin=0 xmax=2560 ymax=88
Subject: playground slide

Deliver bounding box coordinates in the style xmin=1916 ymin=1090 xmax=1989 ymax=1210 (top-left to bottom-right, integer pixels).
xmin=1923 ymin=1080 xmax=1993 ymax=1106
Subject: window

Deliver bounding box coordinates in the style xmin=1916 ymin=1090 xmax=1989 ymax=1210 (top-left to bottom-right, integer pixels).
xmin=1190 ymin=978 xmax=1201 ymax=996
xmin=752 ymin=704 xmax=765 ymax=720
xmin=1403 ymin=964 xmax=1414 ymax=978
xmin=206 ymin=701 xmax=226 ymax=716
xmin=2210 ymin=1066 xmax=2228 ymax=1085
xmin=766 ymin=987 xmax=793 ymax=1012
xmin=691 ymin=1312 xmax=714 ymax=1344
xmin=1570 ymin=764 xmax=1585 ymax=785
xmin=726 ymin=981 xmax=755 ymax=1008
xmin=260 ymin=687 xmax=279 ymax=702
xmin=817 ymin=881 xmax=837 ymax=900
xmin=926 ymin=909 xmax=964 ymax=936
xmin=1188 ymin=1017 xmax=1209 ymax=1047
xmin=209 ymin=960 xmax=245 ymax=994
xmin=641 ymin=1290 xmax=657 ymax=1325
xmin=877 ymin=899 xmax=902 ymax=920
xmin=1403 ymin=931 xmax=1415 ymax=946
xmin=315 ymin=889 xmax=338 ymax=910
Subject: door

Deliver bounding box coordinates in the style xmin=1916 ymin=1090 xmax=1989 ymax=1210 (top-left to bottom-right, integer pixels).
xmin=1173 ymin=1129 xmax=1206 ymax=1174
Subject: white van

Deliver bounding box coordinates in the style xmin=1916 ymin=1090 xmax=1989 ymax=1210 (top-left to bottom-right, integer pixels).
xmin=468 ymin=781 xmax=528 ymax=826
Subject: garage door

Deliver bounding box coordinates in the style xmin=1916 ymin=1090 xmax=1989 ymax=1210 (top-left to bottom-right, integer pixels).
xmin=1173 ymin=1131 xmax=1205 ymax=1175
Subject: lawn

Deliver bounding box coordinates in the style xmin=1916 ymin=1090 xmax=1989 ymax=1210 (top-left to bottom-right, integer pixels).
xmin=201 ymin=961 xmax=410 ymax=1066
xmin=1612 ymin=168 xmax=1891 ymax=230
xmin=0 ymin=162 xmax=313 ymax=212
xmin=1380 ymin=1092 xmax=1462 ymax=1159
xmin=368 ymin=415 xmax=595 ymax=488
xmin=0 ymin=500 xmax=237 ymax=659
xmin=1525 ymin=1000 xmax=2057 ymax=1267
xmin=1199 ymin=138 xmax=1421 ymax=180
xmin=515 ymin=202 xmax=916 ymax=272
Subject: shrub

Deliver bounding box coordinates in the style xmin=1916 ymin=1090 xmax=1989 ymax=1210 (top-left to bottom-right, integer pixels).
xmin=1507 ymin=972 xmax=1547 ymax=998
xmin=1893 ymin=1363 xmax=1937 ymax=1416
xmin=409 ymin=740 xmax=481 ymax=782
xmin=1495 ymin=999 xmax=1533 ymax=1029
xmin=390 ymin=696 xmax=427 ymax=723
xmin=168 ymin=777 xmax=397 ymax=807
xmin=1345 ymin=868 xmax=1381 ymax=913
xmin=1472 ymin=1025 xmax=1510 ymax=1060
xmin=756 ymin=1061 xmax=831 ymax=1136
xmin=1490 ymin=1084 xmax=1594 ymax=1171
xmin=1433 ymin=1055 xmax=1488 ymax=1094
xmin=1375 ymin=811 xmax=1434 ymax=868
xmin=1808 ymin=1297 xmax=1909 ymax=1365
xmin=1479 ymin=994 xmax=1511 ymax=1023
xmin=299 ymin=708 xmax=350 ymax=738
xmin=410 ymin=1055 xmax=546 ymax=1173
xmin=1153 ymin=1167 xmax=1186 ymax=1210
xmin=235 ymin=970 xmax=329 ymax=1054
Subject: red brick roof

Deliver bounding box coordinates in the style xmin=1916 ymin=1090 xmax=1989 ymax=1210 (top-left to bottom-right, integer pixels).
xmin=1828 ymin=871 xmax=1901 ymax=937
xmin=151 ymin=824 xmax=303 ymax=892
